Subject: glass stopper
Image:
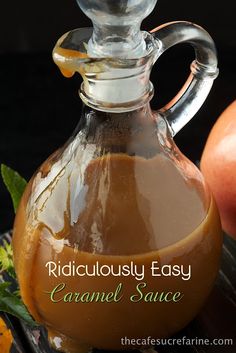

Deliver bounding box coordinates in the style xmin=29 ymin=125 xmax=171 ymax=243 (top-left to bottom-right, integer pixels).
xmin=76 ymin=0 xmax=158 ymax=58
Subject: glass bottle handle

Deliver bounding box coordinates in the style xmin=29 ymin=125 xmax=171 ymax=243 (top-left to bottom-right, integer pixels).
xmin=151 ymin=21 xmax=219 ymax=136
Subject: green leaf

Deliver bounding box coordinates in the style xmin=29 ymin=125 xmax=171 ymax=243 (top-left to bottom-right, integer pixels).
xmin=0 ymin=282 xmax=38 ymax=327
xmin=1 ymin=164 xmax=27 ymax=213
xmin=0 ymin=166 xmax=37 ymax=326
xmin=0 ymin=241 xmax=16 ymax=279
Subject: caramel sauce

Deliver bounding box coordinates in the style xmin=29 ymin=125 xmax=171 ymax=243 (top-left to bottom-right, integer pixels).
xmin=53 ymin=46 xmax=88 ymax=78
xmin=13 ymin=153 xmax=222 ymax=352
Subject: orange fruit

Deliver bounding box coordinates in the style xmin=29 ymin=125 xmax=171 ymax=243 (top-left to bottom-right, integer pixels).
xmin=0 ymin=317 xmax=13 ymax=353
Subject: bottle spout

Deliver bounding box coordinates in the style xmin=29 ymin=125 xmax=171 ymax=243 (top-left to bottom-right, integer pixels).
xmin=52 ymin=28 xmax=159 ymax=113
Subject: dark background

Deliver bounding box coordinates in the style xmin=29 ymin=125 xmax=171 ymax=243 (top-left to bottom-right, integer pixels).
xmin=0 ymin=0 xmax=236 ymax=232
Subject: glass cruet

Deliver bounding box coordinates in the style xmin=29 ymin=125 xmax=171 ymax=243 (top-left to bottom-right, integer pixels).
xmin=12 ymin=1 xmax=223 ymax=353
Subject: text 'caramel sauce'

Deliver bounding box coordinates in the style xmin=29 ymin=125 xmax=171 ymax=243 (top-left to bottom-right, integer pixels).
xmin=13 ymin=151 xmax=222 ymax=353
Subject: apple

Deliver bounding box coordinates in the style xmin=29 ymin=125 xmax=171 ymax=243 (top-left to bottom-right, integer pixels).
xmin=201 ymin=100 xmax=236 ymax=239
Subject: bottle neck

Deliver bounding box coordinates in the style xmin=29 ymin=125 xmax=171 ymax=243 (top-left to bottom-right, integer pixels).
xmin=79 ymin=30 xmax=158 ymax=113
xmin=79 ymin=75 xmax=154 ymax=113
